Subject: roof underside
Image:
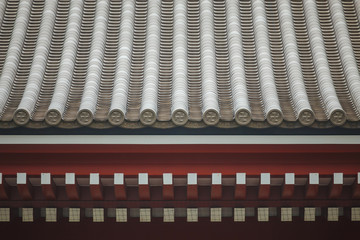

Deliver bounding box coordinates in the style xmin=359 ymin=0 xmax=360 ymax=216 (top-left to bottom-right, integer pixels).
xmin=0 ymin=0 xmax=360 ymax=129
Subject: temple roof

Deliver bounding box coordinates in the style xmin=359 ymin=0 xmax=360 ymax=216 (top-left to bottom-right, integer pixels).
xmin=0 ymin=0 xmax=360 ymax=129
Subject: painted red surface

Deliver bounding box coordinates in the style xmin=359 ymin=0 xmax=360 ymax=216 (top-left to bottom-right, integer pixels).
xmin=0 ymin=144 xmax=359 ymax=175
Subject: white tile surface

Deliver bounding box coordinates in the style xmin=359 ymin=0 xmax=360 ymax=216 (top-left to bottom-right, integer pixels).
xmin=65 ymin=173 xmax=75 ymax=184
xmin=327 ymin=208 xmax=339 ymax=222
xmin=163 ymin=173 xmax=173 ymax=185
xmin=304 ymin=208 xmax=316 ymax=221
xmin=212 ymin=173 xmax=222 ymax=185
xmin=114 ymin=173 xmax=124 ymax=185
xmin=333 ymin=173 xmax=343 ymax=184
xmin=140 ymin=208 xmax=151 ymax=222
xmin=90 ymin=173 xmax=100 ymax=185
xmin=41 ymin=173 xmax=51 ymax=185
xmin=163 ymin=208 xmax=174 ymax=222
xmin=210 ymin=208 xmax=222 ymax=222
xmin=116 ymin=208 xmax=127 ymax=222
xmin=138 ymin=173 xmax=148 ymax=185
xmin=260 ymin=173 xmax=270 ymax=185
xmin=234 ymin=208 xmax=245 ymax=222
xmin=285 ymin=173 xmax=295 ymax=185
xmin=281 ymin=208 xmax=292 ymax=222
xmin=0 ymin=208 xmax=10 ymax=222
xmin=17 ymin=173 xmax=27 ymax=184
xmin=187 ymin=208 xmax=198 ymax=222
xmin=309 ymin=173 xmax=319 ymax=185
xmin=351 ymin=207 xmax=360 ymax=221
xmin=22 ymin=208 xmax=33 ymax=222
xmin=187 ymin=173 xmax=197 ymax=185
xmin=46 ymin=208 xmax=57 ymax=222
xmin=257 ymin=208 xmax=269 ymax=222
xmin=236 ymin=173 xmax=246 ymax=185
xmin=69 ymin=208 xmax=80 ymax=222
xmin=93 ymin=208 xmax=104 ymax=222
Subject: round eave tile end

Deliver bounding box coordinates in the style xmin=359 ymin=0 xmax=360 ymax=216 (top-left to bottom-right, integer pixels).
xmin=140 ymin=109 xmax=157 ymax=126
xmin=330 ymin=110 xmax=346 ymax=126
xmin=299 ymin=109 xmax=315 ymax=126
xmin=266 ymin=109 xmax=283 ymax=126
xmin=235 ymin=109 xmax=252 ymax=126
xmin=13 ymin=109 xmax=30 ymax=126
xmin=77 ymin=109 xmax=94 ymax=126
xmin=172 ymin=109 xmax=189 ymax=126
xmin=108 ymin=109 xmax=125 ymax=126
xmin=45 ymin=109 xmax=62 ymax=126
xmin=203 ymin=109 xmax=220 ymax=126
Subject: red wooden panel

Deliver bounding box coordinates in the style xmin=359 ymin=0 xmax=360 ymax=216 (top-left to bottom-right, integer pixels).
xmin=306 ymin=185 xmax=319 ymax=199
xmin=90 ymin=185 xmax=103 ymax=201
xmin=0 ymin=144 xmax=359 ymax=175
xmin=0 ymin=182 xmax=9 ymax=200
xmin=211 ymin=185 xmax=222 ymax=200
xmin=139 ymin=185 xmax=150 ymax=200
xmin=329 ymin=184 xmax=343 ymax=199
xmin=65 ymin=185 xmax=79 ymax=201
xmin=17 ymin=184 xmax=32 ymax=200
xmin=163 ymin=185 xmax=174 ymax=200
xmin=258 ymin=185 xmax=270 ymax=200
xmin=234 ymin=185 xmax=246 ymax=200
xmin=187 ymin=185 xmax=198 ymax=200
xmin=41 ymin=184 xmax=56 ymax=200
xmin=282 ymin=185 xmax=295 ymax=199
xmin=114 ymin=185 xmax=127 ymax=200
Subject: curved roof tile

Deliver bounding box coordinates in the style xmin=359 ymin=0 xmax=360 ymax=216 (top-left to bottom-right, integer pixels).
xmin=0 ymin=0 xmax=359 ymax=129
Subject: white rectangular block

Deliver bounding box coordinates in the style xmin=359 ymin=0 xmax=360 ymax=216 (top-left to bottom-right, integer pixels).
xmin=93 ymin=208 xmax=104 ymax=222
xmin=260 ymin=173 xmax=270 ymax=185
xmin=327 ymin=208 xmax=339 ymax=222
xmin=46 ymin=208 xmax=57 ymax=222
xmin=304 ymin=208 xmax=316 ymax=221
xmin=116 ymin=208 xmax=127 ymax=222
xmin=351 ymin=207 xmax=360 ymax=221
xmin=90 ymin=173 xmax=100 ymax=185
xmin=234 ymin=208 xmax=245 ymax=222
xmin=17 ymin=173 xmax=27 ymax=184
xmin=187 ymin=173 xmax=197 ymax=185
xmin=0 ymin=208 xmax=10 ymax=222
xmin=22 ymin=208 xmax=33 ymax=222
xmin=281 ymin=208 xmax=292 ymax=222
xmin=236 ymin=173 xmax=246 ymax=185
xmin=285 ymin=173 xmax=295 ymax=185
xmin=41 ymin=173 xmax=51 ymax=185
xmin=187 ymin=208 xmax=198 ymax=222
xmin=69 ymin=208 xmax=80 ymax=222
xmin=257 ymin=208 xmax=269 ymax=222
xmin=210 ymin=208 xmax=222 ymax=222
xmin=65 ymin=173 xmax=75 ymax=184
xmin=358 ymin=172 xmax=360 ymax=184
xmin=309 ymin=173 xmax=319 ymax=185
xmin=163 ymin=173 xmax=173 ymax=185
xmin=333 ymin=173 xmax=343 ymax=184
xmin=212 ymin=173 xmax=222 ymax=185
xmin=0 ymin=173 xmax=2 ymax=184
xmin=138 ymin=173 xmax=148 ymax=185
xmin=163 ymin=208 xmax=174 ymax=222
xmin=114 ymin=173 xmax=124 ymax=185
xmin=140 ymin=208 xmax=151 ymax=222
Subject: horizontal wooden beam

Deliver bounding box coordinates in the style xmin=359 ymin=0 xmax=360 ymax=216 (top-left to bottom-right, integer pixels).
xmin=0 ymin=144 xmax=359 ymax=175
xmin=0 ymin=199 xmax=359 ymax=208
